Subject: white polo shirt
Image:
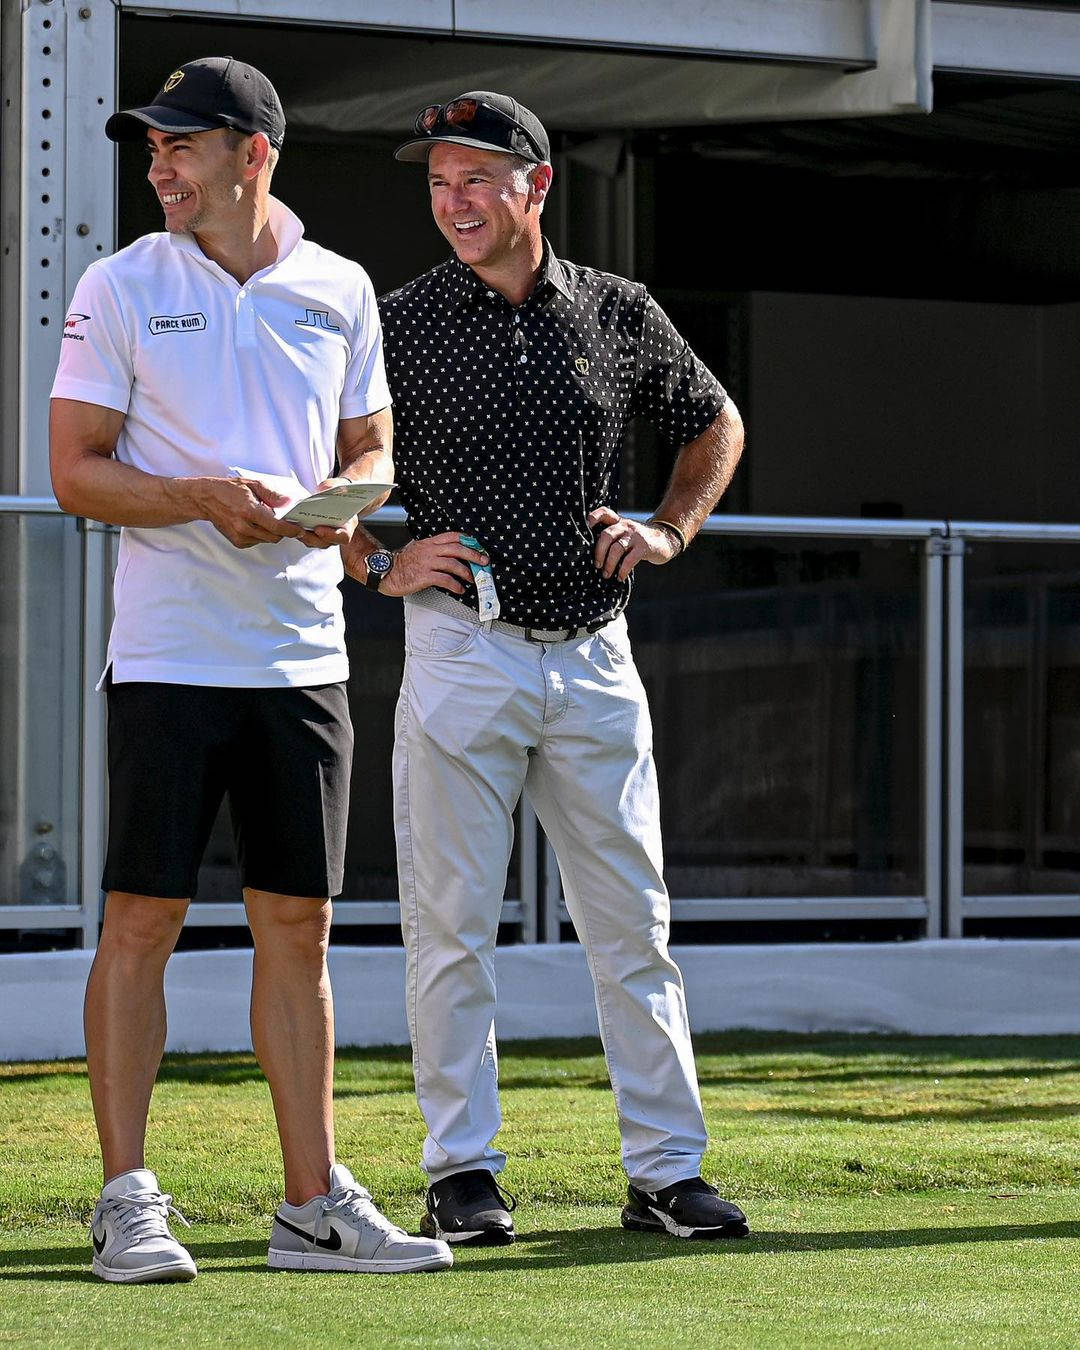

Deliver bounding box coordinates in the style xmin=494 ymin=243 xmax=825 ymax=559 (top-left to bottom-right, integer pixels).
xmin=51 ymin=196 xmax=389 ymax=687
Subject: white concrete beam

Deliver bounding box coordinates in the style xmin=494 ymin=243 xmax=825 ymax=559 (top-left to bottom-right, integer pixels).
xmin=3 ymin=941 xmax=1079 ymax=1061
xmin=934 ymin=2 xmax=1080 ymax=80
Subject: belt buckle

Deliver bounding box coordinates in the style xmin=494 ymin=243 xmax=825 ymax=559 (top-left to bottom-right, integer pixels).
xmin=525 ymin=625 xmax=572 ymax=643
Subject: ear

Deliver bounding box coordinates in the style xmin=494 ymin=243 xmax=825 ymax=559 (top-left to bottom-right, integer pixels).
xmin=528 ymin=162 xmax=553 ymax=207
xmin=243 ymin=131 xmax=272 ymax=181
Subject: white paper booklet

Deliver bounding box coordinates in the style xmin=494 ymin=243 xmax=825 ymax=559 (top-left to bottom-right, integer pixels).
xmin=229 ymin=467 xmax=393 ymax=527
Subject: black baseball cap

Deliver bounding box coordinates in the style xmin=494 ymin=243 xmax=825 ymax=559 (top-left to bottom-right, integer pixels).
xmin=105 ymin=57 xmax=285 ymax=149
xmin=395 ymin=91 xmax=549 ymax=164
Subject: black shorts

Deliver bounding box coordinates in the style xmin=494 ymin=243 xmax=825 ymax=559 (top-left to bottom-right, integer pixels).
xmin=102 ymin=680 xmax=353 ymax=900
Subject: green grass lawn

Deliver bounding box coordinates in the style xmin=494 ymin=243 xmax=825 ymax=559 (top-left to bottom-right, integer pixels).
xmin=2 ymin=1032 xmax=1078 ymax=1347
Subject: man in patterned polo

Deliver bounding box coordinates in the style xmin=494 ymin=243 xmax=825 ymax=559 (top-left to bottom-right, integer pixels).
xmin=346 ymin=91 xmax=747 ymax=1246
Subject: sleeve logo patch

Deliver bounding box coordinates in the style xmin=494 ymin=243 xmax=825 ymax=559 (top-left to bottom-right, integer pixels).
xmin=148 ymin=312 xmax=207 ymax=335
xmin=62 ymin=313 xmax=90 ymax=341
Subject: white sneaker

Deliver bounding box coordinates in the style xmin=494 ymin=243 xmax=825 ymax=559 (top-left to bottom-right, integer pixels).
xmin=268 ymin=1164 xmax=453 ymax=1273
xmin=90 ymin=1168 xmax=197 ymax=1283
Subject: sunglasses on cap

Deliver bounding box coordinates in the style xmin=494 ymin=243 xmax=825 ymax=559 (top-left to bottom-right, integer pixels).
xmin=413 ymin=98 xmax=547 ymax=162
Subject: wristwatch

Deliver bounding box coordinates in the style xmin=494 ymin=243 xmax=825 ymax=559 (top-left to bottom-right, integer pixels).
xmin=364 ymin=549 xmax=394 ymax=592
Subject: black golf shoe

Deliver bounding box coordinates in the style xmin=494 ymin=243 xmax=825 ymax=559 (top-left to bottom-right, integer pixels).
xmin=420 ymin=1169 xmax=517 ymax=1246
xmin=621 ymin=1177 xmax=750 ymax=1239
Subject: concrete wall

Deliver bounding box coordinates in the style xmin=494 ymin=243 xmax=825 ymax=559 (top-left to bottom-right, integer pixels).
xmin=2 ymin=940 xmax=1077 ymax=1062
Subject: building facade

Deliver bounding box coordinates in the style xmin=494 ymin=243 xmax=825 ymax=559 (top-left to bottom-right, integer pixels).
xmin=3 ymin=0 xmax=1080 ymax=952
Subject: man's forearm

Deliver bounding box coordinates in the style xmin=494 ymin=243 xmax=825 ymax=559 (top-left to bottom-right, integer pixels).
xmin=53 ymin=446 xmax=209 ymax=528
xmin=652 ymin=401 xmax=744 ymax=546
xmin=335 ymin=407 xmax=394 ymax=517
xmin=348 ymin=520 xmax=385 ymax=556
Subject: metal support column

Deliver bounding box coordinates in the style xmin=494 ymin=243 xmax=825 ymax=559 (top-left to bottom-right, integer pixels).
xmin=19 ymin=3 xmax=116 ymax=933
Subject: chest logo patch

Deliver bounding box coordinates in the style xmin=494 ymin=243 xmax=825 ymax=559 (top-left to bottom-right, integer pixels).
xmin=148 ymin=312 xmax=206 ymax=335
xmin=295 ymin=308 xmax=342 ymax=332
xmin=574 ymin=356 xmax=590 ymax=376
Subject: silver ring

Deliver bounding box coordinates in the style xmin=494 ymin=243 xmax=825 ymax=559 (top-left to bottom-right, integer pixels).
xmin=619 ymin=536 xmax=631 ymax=549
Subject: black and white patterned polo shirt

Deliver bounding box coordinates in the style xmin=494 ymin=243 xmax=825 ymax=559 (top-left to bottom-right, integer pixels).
xmin=379 ymin=242 xmax=727 ymax=629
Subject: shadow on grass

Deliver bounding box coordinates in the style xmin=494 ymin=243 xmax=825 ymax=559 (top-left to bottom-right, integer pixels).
xmin=466 ymin=1219 xmax=1080 ymax=1269
xmin=4 ymin=1220 xmax=1078 ymax=1280
xmin=747 ymin=1101 xmax=1080 ymax=1124
xmin=693 ymin=1062 xmax=1080 ymax=1089
xmin=6 ymin=1033 xmax=1079 ymax=1089
xmin=0 ymin=1244 xmax=95 ymax=1283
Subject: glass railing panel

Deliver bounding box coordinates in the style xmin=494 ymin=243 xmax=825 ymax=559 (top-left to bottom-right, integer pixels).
xmin=628 ymin=533 xmax=924 ymax=899
xmin=964 ymin=541 xmax=1080 ymax=896
xmin=0 ymin=512 xmax=83 ymax=914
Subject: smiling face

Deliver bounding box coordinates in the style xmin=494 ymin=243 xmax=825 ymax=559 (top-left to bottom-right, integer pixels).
xmin=427 ymin=142 xmax=549 ymax=281
xmin=145 ymin=126 xmax=252 ymax=235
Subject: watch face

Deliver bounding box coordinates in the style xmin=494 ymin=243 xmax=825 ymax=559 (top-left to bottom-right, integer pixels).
xmin=367 ymin=550 xmax=393 ymax=576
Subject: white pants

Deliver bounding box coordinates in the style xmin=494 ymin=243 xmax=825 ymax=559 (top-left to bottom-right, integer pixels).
xmin=393 ymin=594 xmax=708 ymax=1190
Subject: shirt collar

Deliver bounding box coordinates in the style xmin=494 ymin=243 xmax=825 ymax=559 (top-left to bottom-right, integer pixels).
xmin=536 ymin=241 xmax=575 ymax=303
xmin=443 ymin=238 xmax=577 ymax=312
xmin=168 ymin=195 xmax=305 ymax=272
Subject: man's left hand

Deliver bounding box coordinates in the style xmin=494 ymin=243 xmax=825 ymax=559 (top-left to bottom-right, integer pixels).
xmin=588 ymin=507 xmax=678 ymax=581
xmin=291 ymin=476 xmax=357 ymax=551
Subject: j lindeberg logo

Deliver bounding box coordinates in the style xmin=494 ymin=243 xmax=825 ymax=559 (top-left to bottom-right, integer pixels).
xmin=62 ymin=312 xmax=90 ymax=341
xmin=148 ymin=312 xmax=207 ymax=336
xmin=295 ymin=308 xmax=341 ymax=332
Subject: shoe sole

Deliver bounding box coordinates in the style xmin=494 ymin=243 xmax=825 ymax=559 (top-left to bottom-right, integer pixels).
xmin=419 ymin=1214 xmax=515 ymax=1247
xmin=267 ymin=1248 xmax=453 ymax=1273
xmin=620 ymin=1205 xmax=750 ymax=1240
xmin=92 ymin=1256 xmax=197 ymax=1283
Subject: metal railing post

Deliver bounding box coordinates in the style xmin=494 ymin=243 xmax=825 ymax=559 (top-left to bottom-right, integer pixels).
xmin=543 ymin=839 xmax=562 ymax=943
xmin=79 ymin=520 xmax=112 ymax=949
xmin=944 ymin=535 xmax=967 ymax=937
xmin=921 ymin=535 xmax=946 ymax=938
xmin=518 ymin=797 xmax=538 ymax=943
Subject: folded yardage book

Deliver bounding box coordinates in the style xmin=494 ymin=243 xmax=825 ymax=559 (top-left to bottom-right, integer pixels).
xmin=229 ymin=467 xmax=393 ymax=527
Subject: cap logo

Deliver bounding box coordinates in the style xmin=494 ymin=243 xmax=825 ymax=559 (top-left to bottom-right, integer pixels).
xmin=574 ymin=357 xmax=589 ymax=376
xmin=163 ymin=70 xmax=185 ymax=93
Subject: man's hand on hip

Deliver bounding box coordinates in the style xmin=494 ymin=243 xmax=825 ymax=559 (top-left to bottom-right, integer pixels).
xmin=588 ymin=507 xmax=678 ymax=581
xmin=346 ymin=532 xmax=489 ymax=598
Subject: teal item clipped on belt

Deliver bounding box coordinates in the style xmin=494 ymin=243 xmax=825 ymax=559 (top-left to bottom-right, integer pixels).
xmin=460 ymin=533 xmax=501 ymax=621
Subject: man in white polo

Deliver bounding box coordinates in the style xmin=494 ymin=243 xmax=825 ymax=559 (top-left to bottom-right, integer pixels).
xmin=50 ymin=56 xmax=451 ymax=1282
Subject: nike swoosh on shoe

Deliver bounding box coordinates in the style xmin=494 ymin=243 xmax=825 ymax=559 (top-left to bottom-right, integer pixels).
xmin=273 ymin=1213 xmax=343 ymax=1251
